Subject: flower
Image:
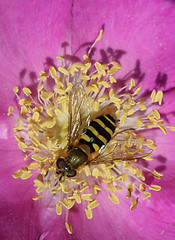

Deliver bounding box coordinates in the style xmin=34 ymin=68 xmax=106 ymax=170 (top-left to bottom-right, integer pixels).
xmin=1 ymin=0 xmax=175 ymax=240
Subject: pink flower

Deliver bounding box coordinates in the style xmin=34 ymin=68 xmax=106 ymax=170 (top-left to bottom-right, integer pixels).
xmin=1 ymin=0 xmax=175 ymax=239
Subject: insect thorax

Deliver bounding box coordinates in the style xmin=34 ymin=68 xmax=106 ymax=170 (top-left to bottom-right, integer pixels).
xmin=66 ymin=148 xmax=88 ymax=169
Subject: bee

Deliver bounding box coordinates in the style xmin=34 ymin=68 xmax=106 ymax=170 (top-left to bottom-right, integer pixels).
xmin=56 ymin=83 xmax=150 ymax=180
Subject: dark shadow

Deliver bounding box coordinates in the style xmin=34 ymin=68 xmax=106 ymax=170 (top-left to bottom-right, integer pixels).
xmin=155 ymin=72 xmax=167 ymax=89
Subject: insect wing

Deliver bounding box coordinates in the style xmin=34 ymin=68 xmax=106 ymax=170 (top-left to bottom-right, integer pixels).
xmin=68 ymin=83 xmax=90 ymax=147
xmin=87 ymin=138 xmax=152 ymax=165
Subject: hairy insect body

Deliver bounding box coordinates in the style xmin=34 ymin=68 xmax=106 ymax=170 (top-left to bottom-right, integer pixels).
xmin=56 ymin=114 xmax=116 ymax=178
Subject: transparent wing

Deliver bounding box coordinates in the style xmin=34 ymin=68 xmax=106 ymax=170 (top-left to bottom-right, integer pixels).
xmin=87 ymin=135 xmax=152 ymax=165
xmin=68 ymin=83 xmax=90 ymax=147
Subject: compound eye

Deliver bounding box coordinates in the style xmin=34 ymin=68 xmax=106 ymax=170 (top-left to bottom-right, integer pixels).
xmin=67 ymin=169 xmax=77 ymax=177
xmin=56 ymin=158 xmax=67 ymax=169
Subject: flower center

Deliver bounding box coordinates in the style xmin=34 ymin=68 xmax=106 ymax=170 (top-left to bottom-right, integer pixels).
xmin=8 ymin=30 xmax=175 ymax=235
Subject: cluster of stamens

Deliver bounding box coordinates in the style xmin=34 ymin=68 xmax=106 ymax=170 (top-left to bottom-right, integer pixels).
xmin=8 ymin=30 xmax=175 ymax=234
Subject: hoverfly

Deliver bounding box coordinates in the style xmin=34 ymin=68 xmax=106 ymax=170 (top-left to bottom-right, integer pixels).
xmin=56 ymin=83 xmax=150 ymax=180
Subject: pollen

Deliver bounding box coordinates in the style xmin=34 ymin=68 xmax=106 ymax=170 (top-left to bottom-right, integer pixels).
xmin=8 ymin=28 xmax=174 ymax=235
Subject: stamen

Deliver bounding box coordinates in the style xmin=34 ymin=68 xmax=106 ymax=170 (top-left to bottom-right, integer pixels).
xmin=8 ymin=29 xmax=174 ymax=235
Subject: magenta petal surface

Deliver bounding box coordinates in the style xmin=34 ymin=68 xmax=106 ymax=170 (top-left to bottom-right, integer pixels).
xmin=0 ymin=0 xmax=175 ymax=240
xmin=72 ymin=0 xmax=175 ymax=91
xmin=0 ymin=0 xmax=73 ymax=111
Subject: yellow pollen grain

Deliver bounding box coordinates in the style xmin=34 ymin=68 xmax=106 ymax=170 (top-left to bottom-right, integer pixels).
xmin=133 ymin=86 xmax=141 ymax=95
xmin=98 ymin=80 xmax=110 ymax=88
xmin=31 ymin=154 xmax=48 ymax=162
xmin=21 ymin=171 xmax=33 ymax=180
xmin=15 ymin=134 xmax=24 ymax=142
xmin=21 ymin=105 xmax=28 ymax=115
xmin=143 ymin=192 xmax=151 ymax=200
xmin=149 ymin=185 xmax=161 ymax=191
xmin=158 ymin=125 xmax=167 ymax=135
xmin=41 ymin=90 xmax=53 ymax=100
xmin=130 ymin=197 xmax=138 ymax=210
xmin=49 ymin=66 xmax=57 ymax=77
xmin=116 ymin=185 xmax=122 ymax=191
xmin=56 ymin=55 xmax=64 ymax=59
xmin=139 ymin=184 xmax=146 ymax=192
xmin=108 ymin=66 xmax=118 ymax=75
xmin=12 ymin=170 xmax=22 ymax=178
xmin=110 ymin=96 xmax=121 ymax=109
xmin=19 ymin=98 xmax=32 ymax=106
xmin=92 ymin=168 xmax=100 ymax=178
xmin=108 ymin=193 xmax=120 ymax=204
xmin=33 ymin=106 xmax=43 ymax=113
xmin=79 ymin=185 xmax=89 ymax=193
xmin=46 ymin=108 xmax=53 ymax=117
xmin=38 ymin=76 xmax=47 ymax=82
xmin=143 ymin=155 xmax=153 ymax=161
xmin=88 ymin=200 xmax=100 ymax=209
xmin=92 ymin=184 xmax=102 ymax=192
xmin=166 ymin=125 xmax=175 ymax=131
xmin=127 ymin=109 xmax=135 ymax=116
xmin=23 ymin=87 xmax=31 ymax=96
xmin=7 ymin=106 xmax=14 ymax=116
xmin=96 ymin=29 xmax=103 ymax=42
xmin=146 ymin=143 xmax=157 ymax=149
xmin=153 ymin=109 xmax=160 ymax=119
xmin=86 ymin=84 xmax=99 ymax=93
xmin=56 ymin=203 xmax=62 ymax=215
xmin=32 ymin=194 xmax=43 ymax=200
xmin=109 ymin=75 xmax=117 ymax=83
xmin=84 ymin=165 xmax=91 ymax=176
xmin=13 ymin=86 xmax=19 ymax=94
xmin=58 ymin=66 xmax=69 ymax=75
xmin=83 ymin=54 xmax=91 ymax=64
xmin=80 ymin=74 xmax=90 ymax=81
xmin=129 ymin=78 xmax=135 ymax=90
xmin=18 ymin=141 xmax=28 ymax=152
xmin=32 ymin=112 xmax=39 ymax=122
xmin=151 ymin=170 xmax=163 ymax=179
xmin=85 ymin=208 xmax=93 ymax=219
xmin=139 ymin=104 xmax=147 ymax=111
xmin=54 ymin=87 xmax=66 ymax=95
xmin=81 ymin=193 xmax=92 ymax=201
xmin=40 ymin=118 xmax=56 ymax=128
xmin=65 ymin=222 xmax=72 ymax=234
xmin=27 ymin=162 xmax=38 ymax=169
xmin=151 ymin=89 xmax=156 ymax=102
xmin=136 ymin=117 xmax=143 ymax=129
xmin=94 ymin=101 xmax=100 ymax=112
xmin=155 ymin=90 xmax=163 ymax=105
xmin=120 ymin=113 xmax=127 ymax=125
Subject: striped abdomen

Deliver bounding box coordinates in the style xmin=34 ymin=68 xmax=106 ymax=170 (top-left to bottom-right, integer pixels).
xmin=79 ymin=114 xmax=116 ymax=153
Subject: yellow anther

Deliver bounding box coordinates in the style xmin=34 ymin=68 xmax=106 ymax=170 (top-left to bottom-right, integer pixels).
xmin=133 ymin=86 xmax=141 ymax=95
xmin=85 ymin=208 xmax=93 ymax=219
xmin=13 ymin=86 xmax=19 ymax=94
xmin=149 ymin=185 xmax=161 ymax=191
xmin=56 ymin=203 xmax=62 ymax=215
xmin=96 ymin=29 xmax=103 ymax=42
xmin=108 ymin=193 xmax=119 ymax=204
xmin=7 ymin=106 xmax=14 ymax=116
xmin=23 ymin=87 xmax=32 ymax=96
xmin=129 ymin=78 xmax=135 ymax=90
xmin=65 ymin=222 xmax=72 ymax=234
xmin=41 ymin=90 xmax=53 ymax=100
xmin=58 ymin=66 xmax=69 ymax=75
xmin=32 ymin=195 xmax=43 ymax=200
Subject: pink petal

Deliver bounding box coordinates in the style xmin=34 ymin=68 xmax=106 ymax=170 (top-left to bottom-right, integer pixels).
xmin=0 ymin=0 xmax=73 ymax=111
xmin=72 ymin=0 xmax=175 ymax=91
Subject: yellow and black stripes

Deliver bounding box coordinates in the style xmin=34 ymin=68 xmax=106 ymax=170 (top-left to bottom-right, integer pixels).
xmin=79 ymin=114 xmax=116 ymax=153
